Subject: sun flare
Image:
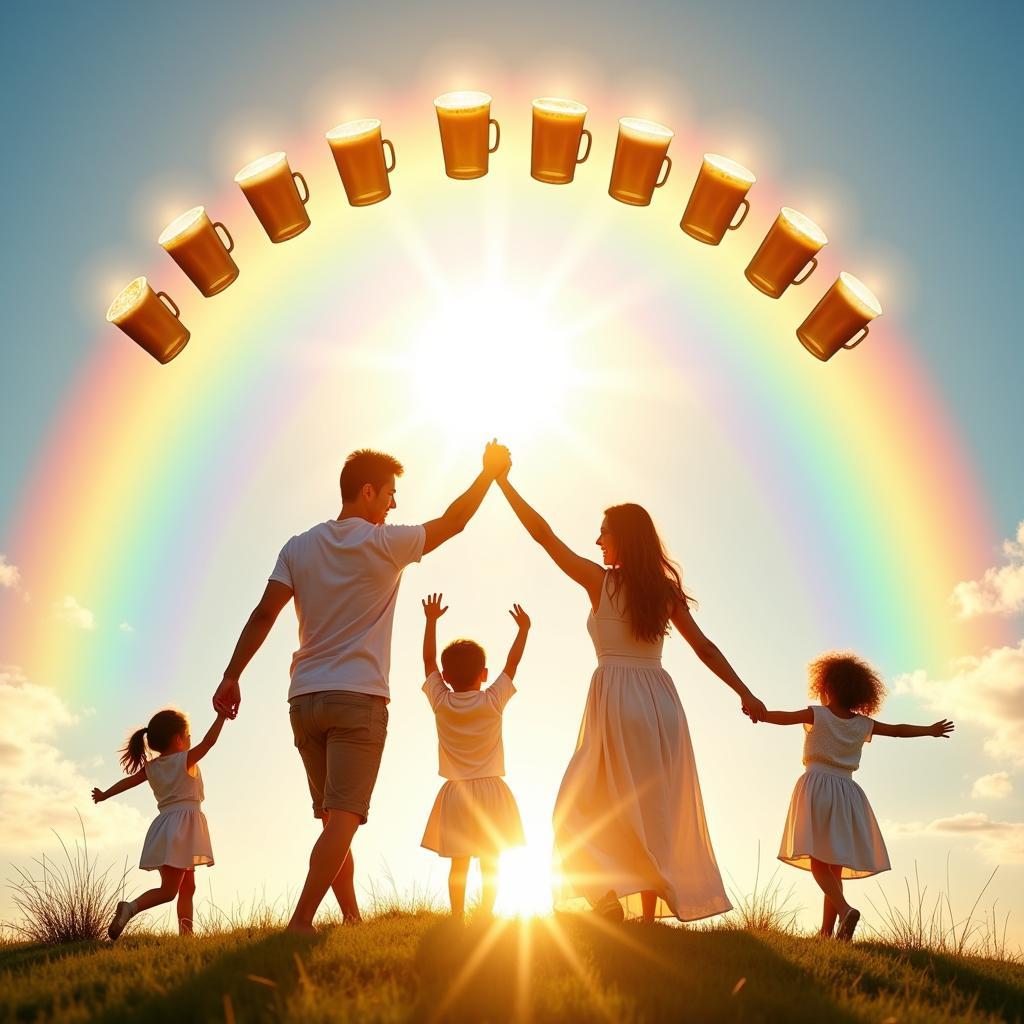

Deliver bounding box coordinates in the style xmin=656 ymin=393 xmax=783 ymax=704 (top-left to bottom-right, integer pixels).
xmin=494 ymin=838 xmax=556 ymax=919
xmin=408 ymin=286 xmax=577 ymax=446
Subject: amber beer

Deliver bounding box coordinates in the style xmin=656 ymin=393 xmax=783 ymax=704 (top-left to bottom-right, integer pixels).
xmin=680 ymin=154 xmax=755 ymax=244
xmin=608 ymin=118 xmax=673 ymax=206
xmin=235 ymin=152 xmax=310 ymax=242
xmin=326 ymin=119 xmax=396 ymax=206
xmin=434 ymin=91 xmax=499 ymax=179
xmin=797 ymin=272 xmax=882 ymax=361
xmin=531 ymin=98 xmax=592 ymax=184
xmin=159 ymin=206 xmax=238 ymax=297
xmin=106 ymin=277 xmax=190 ymax=364
xmin=745 ymin=208 xmax=828 ymax=298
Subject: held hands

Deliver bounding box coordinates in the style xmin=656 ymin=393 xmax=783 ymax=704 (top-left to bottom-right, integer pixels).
xmin=212 ymin=675 xmax=241 ymax=720
xmin=482 ymin=439 xmax=512 ymax=481
xmin=91 ymin=787 xmax=105 ymax=804
xmin=929 ymin=719 xmax=955 ymax=738
xmin=509 ymin=603 xmax=531 ymax=631
xmin=422 ymin=593 xmax=449 ymax=620
xmin=741 ymin=691 xmax=768 ymax=724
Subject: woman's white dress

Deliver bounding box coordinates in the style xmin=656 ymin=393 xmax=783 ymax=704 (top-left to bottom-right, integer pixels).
xmin=778 ymin=705 xmax=890 ymax=879
xmin=553 ymin=573 xmax=732 ymax=921
xmin=139 ymin=750 xmax=214 ymax=871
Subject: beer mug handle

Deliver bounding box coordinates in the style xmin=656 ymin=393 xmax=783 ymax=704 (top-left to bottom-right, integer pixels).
xmin=293 ymin=171 xmax=310 ymax=204
xmin=730 ymin=198 xmax=751 ymax=230
xmin=156 ymin=292 xmax=181 ymax=319
xmin=212 ymin=222 xmax=235 ymax=253
xmin=577 ymin=129 xmax=593 ymax=165
xmin=382 ymin=138 xmax=396 ymax=173
xmin=489 ymin=118 xmax=501 ymax=153
xmin=792 ymin=257 xmax=818 ymax=285
xmin=655 ymin=155 xmax=672 ymax=188
xmin=843 ymin=326 xmax=869 ymax=350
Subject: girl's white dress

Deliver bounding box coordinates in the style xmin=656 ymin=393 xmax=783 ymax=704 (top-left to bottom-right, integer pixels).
xmin=553 ymin=573 xmax=733 ymax=922
xmin=778 ymin=705 xmax=890 ymax=879
xmin=421 ymin=671 xmax=525 ymax=858
xmin=139 ymin=750 xmax=214 ymax=871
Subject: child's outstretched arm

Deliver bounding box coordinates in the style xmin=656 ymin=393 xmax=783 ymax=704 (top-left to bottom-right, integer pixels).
xmin=186 ymin=711 xmax=229 ymax=769
xmin=745 ymin=708 xmax=814 ymax=726
xmin=422 ymin=593 xmax=448 ymax=676
xmin=92 ymin=770 xmax=146 ymax=803
xmin=872 ymin=719 xmax=954 ymax=739
xmin=502 ymin=604 xmax=531 ymax=680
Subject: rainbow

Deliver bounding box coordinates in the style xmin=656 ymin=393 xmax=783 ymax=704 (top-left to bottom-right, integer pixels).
xmin=0 ymin=87 xmax=1009 ymax=697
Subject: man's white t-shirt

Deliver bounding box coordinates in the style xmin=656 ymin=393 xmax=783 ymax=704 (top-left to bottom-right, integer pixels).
xmin=270 ymin=519 xmax=425 ymax=701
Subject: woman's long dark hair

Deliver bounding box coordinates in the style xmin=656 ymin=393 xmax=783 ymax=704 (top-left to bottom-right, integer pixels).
xmin=605 ymin=503 xmax=694 ymax=643
xmin=119 ymin=708 xmax=189 ymax=774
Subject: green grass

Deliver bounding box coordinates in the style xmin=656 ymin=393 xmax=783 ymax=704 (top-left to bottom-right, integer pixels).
xmin=2 ymin=912 xmax=1022 ymax=1023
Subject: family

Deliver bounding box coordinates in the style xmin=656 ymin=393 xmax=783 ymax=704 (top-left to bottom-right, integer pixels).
xmin=91 ymin=441 xmax=954 ymax=943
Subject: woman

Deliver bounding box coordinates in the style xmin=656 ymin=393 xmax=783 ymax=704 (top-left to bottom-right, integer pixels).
xmin=497 ymin=471 xmax=766 ymax=923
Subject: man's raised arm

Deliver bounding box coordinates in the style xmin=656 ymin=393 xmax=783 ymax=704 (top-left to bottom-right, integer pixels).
xmin=421 ymin=440 xmax=510 ymax=555
xmin=213 ymin=580 xmax=293 ymax=718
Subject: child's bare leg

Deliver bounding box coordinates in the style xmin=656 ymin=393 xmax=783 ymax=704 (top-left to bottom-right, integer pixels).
xmin=810 ymin=858 xmax=851 ymax=920
xmin=479 ymin=856 xmax=499 ymax=917
xmin=448 ymin=857 xmax=470 ymax=919
xmin=177 ymin=869 xmax=196 ymax=935
xmin=819 ymin=864 xmax=843 ymax=936
xmin=641 ymin=891 xmax=658 ymax=924
xmin=131 ymin=866 xmax=187 ymax=916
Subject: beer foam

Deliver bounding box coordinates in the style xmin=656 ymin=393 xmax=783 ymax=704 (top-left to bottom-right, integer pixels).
xmin=434 ymin=91 xmax=491 ymax=111
xmin=326 ymin=119 xmax=381 ymax=142
xmin=703 ymin=154 xmax=756 ymax=185
xmin=532 ymin=98 xmax=587 ymax=117
xmin=158 ymin=206 xmax=206 ymax=246
xmin=619 ymin=117 xmax=673 ymax=139
xmin=234 ymin=151 xmax=287 ymax=184
xmin=106 ymin=277 xmax=148 ymax=323
xmin=780 ymin=207 xmax=827 ymax=246
xmin=839 ymin=272 xmax=882 ymax=318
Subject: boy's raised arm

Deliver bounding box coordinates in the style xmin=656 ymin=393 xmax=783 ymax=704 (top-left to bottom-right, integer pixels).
xmin=422 ymin=593 xmax=448 ymax=676
xmin=502 ymin=604 xmax=531 ymax=680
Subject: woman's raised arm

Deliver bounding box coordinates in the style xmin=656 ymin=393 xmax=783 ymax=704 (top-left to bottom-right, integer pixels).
xmin=498 ymin=475 xmax=604 ymax=607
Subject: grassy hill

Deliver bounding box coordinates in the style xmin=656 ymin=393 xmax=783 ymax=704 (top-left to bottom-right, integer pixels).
xmin=2 ymin=912 xmax=1022 ymax=1023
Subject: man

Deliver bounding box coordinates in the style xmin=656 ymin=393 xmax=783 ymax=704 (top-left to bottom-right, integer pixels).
xmin=213 ymin=440 xmax=511 ymax=932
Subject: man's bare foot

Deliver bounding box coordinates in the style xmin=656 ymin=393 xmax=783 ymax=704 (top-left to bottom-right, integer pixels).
xmin=286 ymin=921 xmax=317 ymax=935
xmin=342 ymin=913 xmax=362 ymax=926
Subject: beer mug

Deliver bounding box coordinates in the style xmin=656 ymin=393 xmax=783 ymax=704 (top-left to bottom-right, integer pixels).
xmin=745 ymin=208 xmax=828 ymax=298
xmin=159 ymin=206 xmax=238 ymax=297
xmin=680 ymin=154 xmax=755 ymax=244
xmin=234 ymin=152 xmax=310 ymax=242
xmin=531 ymin=98 xmax=592 ymax=184
xmin=326 ymin=118 xmax=396 ymax=206
xmin=608 ymin=118 xmax=673 ymax=206
xmin=106 ymin=277 xmax=190 ymax=364
xmin=796 ymin=272 xmax=882 ymax=361
xmin=434 ymin=91 xmax=500 ymax=179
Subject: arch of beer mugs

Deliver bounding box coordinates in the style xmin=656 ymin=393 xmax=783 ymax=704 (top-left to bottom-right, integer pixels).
xmin=106 ymin=90 xmax=882 ymax=367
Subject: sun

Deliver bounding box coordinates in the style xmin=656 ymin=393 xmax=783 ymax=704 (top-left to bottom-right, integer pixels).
xmin=407 ymin=284 xmax=578 ymax=446
xmin=494 ymin=834 xmax=556 ymax=919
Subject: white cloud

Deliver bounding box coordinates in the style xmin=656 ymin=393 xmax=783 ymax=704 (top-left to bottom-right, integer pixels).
xmin=118 ymin=622 xmax=134 ymax=633
xmin=0 ymin=667 xmax=145 ymax=850
xmin=0 ymin=554 xmax=20 ymax=589
xmin=890 ymin=812 xmax=1024 ymax=864
xmin=952 ymin=521 xmax=1024 ymax=618
xmin=894 ymin=640 xmax=1024 ymax=765
xmin=53 ymin=595 xmax=95 ymax=630
xmin=972 ymin=772 xmax=1013 ymax=800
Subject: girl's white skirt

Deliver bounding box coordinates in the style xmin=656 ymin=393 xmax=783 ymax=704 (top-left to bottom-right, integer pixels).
xmin=422 ymin=777 xmax=525 ymax=858
xmin=778 ymin=763 xmax=890 ymax=879
xmin=140 ymin=802 xmax=214 ymax=871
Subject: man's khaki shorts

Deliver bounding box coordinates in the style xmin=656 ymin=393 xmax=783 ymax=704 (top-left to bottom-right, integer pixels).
xmin=287 ymin=690 xmax=388 ymax=823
